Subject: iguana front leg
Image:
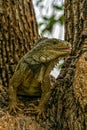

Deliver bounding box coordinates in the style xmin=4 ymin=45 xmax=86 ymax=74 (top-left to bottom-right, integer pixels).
xmin=35 ymin=70 xmax=52 ymax=118
xmin=8 ymin=62 xmax=28 ymax=113
xmin=35 ymin=60 xmax=58 ymax=118
xmin=8 ymin=85 xmax=20 ymax=113
xmin=8 ymin=71 xmax=23 ymax=113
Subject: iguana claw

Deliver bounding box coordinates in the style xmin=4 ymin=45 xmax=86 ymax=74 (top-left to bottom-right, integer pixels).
xmin=8 ymin=101 xmax=23 ymax=114
xmin=25 ymin=104 xmax=46 ymax=120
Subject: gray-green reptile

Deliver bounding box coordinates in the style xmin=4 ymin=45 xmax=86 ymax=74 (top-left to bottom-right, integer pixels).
xmin=8 ymin=37 xmax=71 ymax=117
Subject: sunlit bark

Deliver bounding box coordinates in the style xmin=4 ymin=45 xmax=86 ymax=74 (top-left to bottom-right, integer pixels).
xmin=0 ymin=0 xmax=38 ymax=87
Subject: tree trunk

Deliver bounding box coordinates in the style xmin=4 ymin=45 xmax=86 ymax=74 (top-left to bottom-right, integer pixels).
xmin=0 ymin=0 xmax=38 ymax=87
xmin=0 ymin=0 xmax=87 ymax=130
xmin=54 ymin=0 xmax=87 ymax=129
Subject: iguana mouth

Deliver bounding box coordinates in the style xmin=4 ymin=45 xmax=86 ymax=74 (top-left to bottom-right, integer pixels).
xmin=49 ymin=47 xmax=72 ymax=52
xmin=60 ymin=47 xmax=72 ymax=51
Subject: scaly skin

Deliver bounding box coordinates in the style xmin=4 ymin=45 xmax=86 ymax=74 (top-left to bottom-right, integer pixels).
xmin=8 ymin=37 xmax=71 ymax=118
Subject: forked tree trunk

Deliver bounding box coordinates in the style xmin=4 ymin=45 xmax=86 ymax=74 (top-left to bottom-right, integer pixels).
xmin=0 ymin=0 xmax=87 ymax=130
xmin=0 ymin=0 xmax=38 ymax=87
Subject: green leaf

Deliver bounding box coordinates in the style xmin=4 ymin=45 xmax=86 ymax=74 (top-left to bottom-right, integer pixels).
xmin=58 ymin=64 xmax=63 ymax=69
xmin=53 ymin=5 xmax=64 ymax=11
xmin=58 ymin=15 xmax=64 ymax=25
xmin=38 ymin=22 xmax=44 ymax=27
xmin=43 ymin=16 xmax=49 ymax=21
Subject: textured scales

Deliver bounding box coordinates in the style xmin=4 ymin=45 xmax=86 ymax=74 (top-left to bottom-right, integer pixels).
xmin=16 ymin=38 xmax=71 ymax=66
xmin=8 ymin=37 xmax=71 ymax=118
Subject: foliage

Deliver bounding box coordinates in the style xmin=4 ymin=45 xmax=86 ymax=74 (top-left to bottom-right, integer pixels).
xmin=34 ymin=0 xmax=64 ymax=36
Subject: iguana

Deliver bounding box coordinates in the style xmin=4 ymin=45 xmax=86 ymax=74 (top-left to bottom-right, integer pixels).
xmin=8 ymin=37 xmax=72 ymax=118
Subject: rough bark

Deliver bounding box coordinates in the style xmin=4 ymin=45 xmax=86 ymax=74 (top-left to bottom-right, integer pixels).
xmin=0 ymin=0 xmax=87 ymax=130
xmin=0 ymin=0 xmax=38 ymax=87
xmin=53 ymin=0 xmax=87 ymax=129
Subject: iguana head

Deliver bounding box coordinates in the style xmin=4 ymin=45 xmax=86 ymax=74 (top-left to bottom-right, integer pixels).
xmin=31 ymin=37 xmax=72 ymax=63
